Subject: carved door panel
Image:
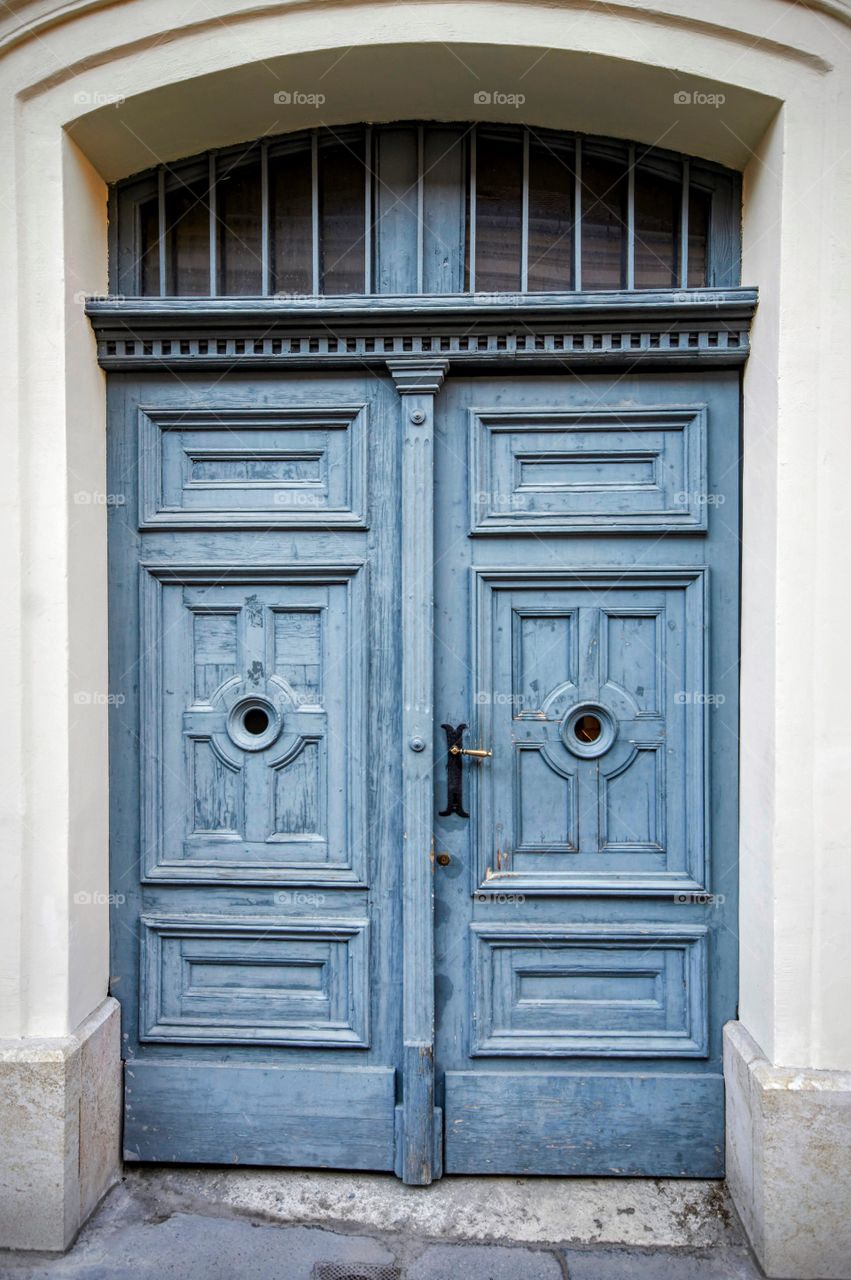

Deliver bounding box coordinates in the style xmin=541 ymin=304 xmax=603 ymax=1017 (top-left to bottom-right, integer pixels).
xmin=109 ymin=372 xmax=403 ymax=1170
xmin=152 ymin=573 xmax=364 ymax=886
xmin=480 ymin=573 xmax=705 ymax=894
xmin=433 ymin=371 xmax=740 ymax=1176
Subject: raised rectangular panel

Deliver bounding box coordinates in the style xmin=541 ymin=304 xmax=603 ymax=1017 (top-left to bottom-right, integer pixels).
xmin=138 ymin=406 xmax=367 ymax=528
xmin=140 ymin=917 xmax=369 ymax=1046
xmin=271 ymin=739 xmax=324 ymax=840
xmin=602 ymin=611 xmax=662 ymax=715
xmin=469 ymin=408 xmax=707 ymax=533
xmin=471 ymin=924 xmax=708 ymax=1056
xmin=124 ymin=1061 xmax=396 ymax=1168
xmin=444 ymin=1069 xmax=723 ymax=1175
xmin=273 ymin=610 xmax=322 ymax=705
xmin=140 ymin=564 xmax=367 ymax=884
xmin=515 ymin=746 xmax=577 ymax=854
xmin=601 ymin=745 xmax=666 ymax=850
xmin=190 ymin=454 xmax=322 ymax=483
xmin=473 ymin=568 xmax=707 ymax=894
xmin=518 ymin=452 xmax=657 ymax=488
xmin=512 ymin=610 xmax=578 ymax=715
xmin=193 ymin=612 xmax=239 ymax=700
xmin=190 ymin=739 xmax=242 ymax=835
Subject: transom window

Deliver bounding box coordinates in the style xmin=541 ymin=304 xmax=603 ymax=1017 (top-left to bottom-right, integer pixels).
xmin=111 ymin=124 xmax=741 ymax=298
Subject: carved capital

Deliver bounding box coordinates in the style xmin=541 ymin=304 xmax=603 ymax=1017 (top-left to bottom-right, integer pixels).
xmin=386 ymin=358 xmax=450 ymax=396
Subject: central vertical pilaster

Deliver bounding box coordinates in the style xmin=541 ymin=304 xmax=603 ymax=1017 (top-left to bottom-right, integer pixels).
xmin=387 ymin=357 xmax=449 ymax=1185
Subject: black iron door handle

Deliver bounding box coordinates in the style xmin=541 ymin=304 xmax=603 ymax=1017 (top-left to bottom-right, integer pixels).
xmin=439 ymin=724 xmax=492 ymax=817
xmin=439 ymin=724 xmax=469 ymax=817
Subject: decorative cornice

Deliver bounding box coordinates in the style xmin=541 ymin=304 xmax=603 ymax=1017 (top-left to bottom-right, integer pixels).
xmin=86 ymin=289 xmax=757 ymax=372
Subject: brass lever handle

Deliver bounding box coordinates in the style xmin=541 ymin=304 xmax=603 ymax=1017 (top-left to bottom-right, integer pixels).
xmin=449 ymin=746 xmax=492 ymax=759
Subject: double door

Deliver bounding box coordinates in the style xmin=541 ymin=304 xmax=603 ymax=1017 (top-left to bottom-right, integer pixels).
xmin=108 ymin=363 xmax=738 ymax=1179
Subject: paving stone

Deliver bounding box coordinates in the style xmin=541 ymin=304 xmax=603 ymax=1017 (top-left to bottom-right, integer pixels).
xmin=0 ymin=1214 xmax=397 ymax=1280
xmin=406 ymin=1242 xmax=563 ymax=1279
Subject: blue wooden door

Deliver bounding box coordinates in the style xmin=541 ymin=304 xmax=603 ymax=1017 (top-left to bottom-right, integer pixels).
xmin=109 ymin=362 xmax=739 ymax=1179
xmin=109 ymin=371 xmax=405 ymax=1169
xmin=432 ymin=371 xmax=739 ymax=1176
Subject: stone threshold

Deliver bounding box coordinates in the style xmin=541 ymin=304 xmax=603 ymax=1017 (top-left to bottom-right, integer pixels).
xmin=120 ymin=1165 xmax=745 ymax=1250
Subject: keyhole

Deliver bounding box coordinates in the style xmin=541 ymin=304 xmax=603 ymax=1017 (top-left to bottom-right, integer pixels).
xmin=243 ymin=707 xmax=270 ymax=736
xmin=574 ymin=713 xmax=602 ymax=743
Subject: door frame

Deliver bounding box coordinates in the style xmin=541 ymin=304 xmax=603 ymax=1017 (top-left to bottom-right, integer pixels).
xmin=90 ymin=288 xmax=756 ymax=1183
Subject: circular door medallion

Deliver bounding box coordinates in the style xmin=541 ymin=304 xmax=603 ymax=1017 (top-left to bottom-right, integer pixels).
xmin=560 ymin=702 xmax=617 ymax=759
xmin=226 ymin=695 xmax=283 ymax=752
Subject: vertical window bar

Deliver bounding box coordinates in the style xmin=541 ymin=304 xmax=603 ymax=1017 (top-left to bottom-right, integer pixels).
xmin=311 ymin=130 xmax=320 ymax=295
xmin=416 ymin=125 xmax=425 ymax=294
xmin=520 ymin=128 xmax=530 ymax=293
xmin=260 ymin=141 xmax=270 ymax=296
xmin=157 ymin=166 xmax=166 ymax=297
xmin=626 ymin=142 xmax=635 ymax=291
xmin=208 ymin=153 xmax=218 ymax=296
xmin=364 ymin=126 xmax=373 ymax=294
xmin=468 ymin=126 xmax=477 ymax=293
xmin=132 ymin=198 xmax=142 ymax=295
xmin=573 ymin=137 xmax=582 ymax=292
xmin=680 ymin=158 xmax=690 ymax=289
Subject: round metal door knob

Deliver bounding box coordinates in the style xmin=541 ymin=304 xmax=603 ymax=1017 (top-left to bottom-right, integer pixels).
xmin=409 ymin=735 xmax=427 ymax=752
xmin=436 ymin=852 xmax=451 ymax=867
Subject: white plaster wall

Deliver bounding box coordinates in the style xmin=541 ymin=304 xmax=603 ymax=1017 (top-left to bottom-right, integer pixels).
xmin=0 ymin=0 xmax=849 ymax=1070
xmin=738 ymin=111 xmax=782 ymax=1064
